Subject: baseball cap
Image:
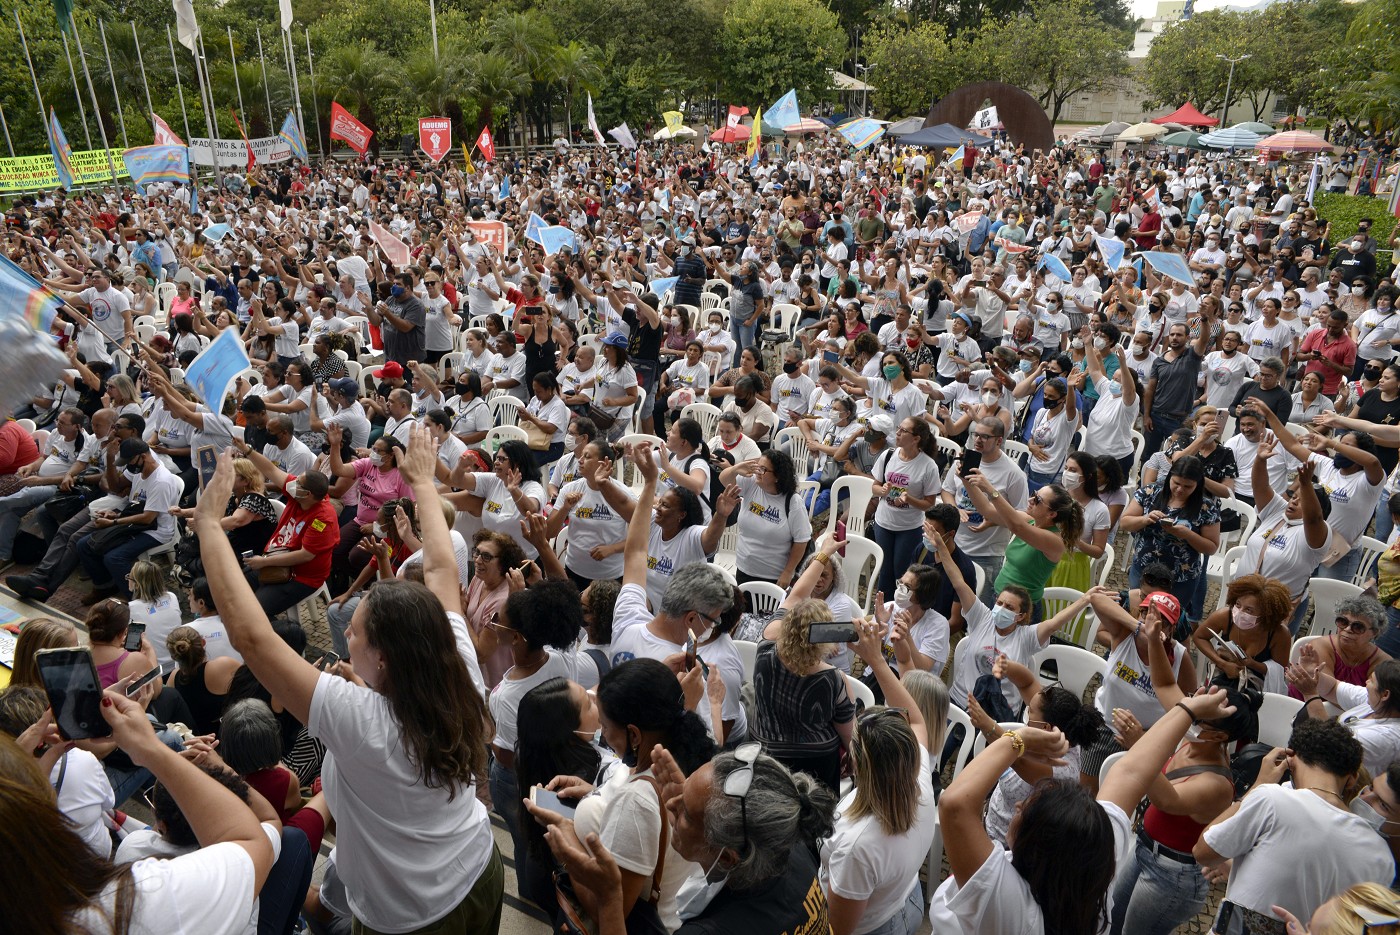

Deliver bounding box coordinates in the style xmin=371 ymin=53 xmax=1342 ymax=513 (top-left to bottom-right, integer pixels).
xmin=602 ymin=331 xmax=629 ymax=348
xmin=1144 ymin=591 xmax=1182 ymax=628
xmin=116 ymin=438 xmax=150 ymax=466
xmin=373 ymin=361 xmax=404 ymax=379
xmin=329 ymin=377 xmax=360 ymax=399
xmin=867 ymin=414 xmax=895 ymax=435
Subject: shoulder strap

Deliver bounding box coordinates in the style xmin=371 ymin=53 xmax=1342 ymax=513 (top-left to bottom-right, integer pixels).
xmin=1164 ymin=763 xmax=1233 ymax=782
xmin=874 ymin=446 xmax=894 ymax=482
xmin=584 ymin=648 xmax=611 ymax=679
xmin=628 ymin=773 xmax=669 ymax=906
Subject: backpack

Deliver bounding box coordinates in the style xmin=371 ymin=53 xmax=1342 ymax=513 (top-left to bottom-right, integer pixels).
xmin=686 ymin=452 xmax=737 ymax=528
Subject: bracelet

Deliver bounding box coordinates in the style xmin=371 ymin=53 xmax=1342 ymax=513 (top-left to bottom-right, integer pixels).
xmin=1174 ymin=701 xmax=1201 ymax=725
xmin=1304 ymin=695 xmax=1325 ymax=706
xmin=812 ymin=551 xmax=830 ymax=565
xmin=1002 ymin=730 xmax=1026 ymax=758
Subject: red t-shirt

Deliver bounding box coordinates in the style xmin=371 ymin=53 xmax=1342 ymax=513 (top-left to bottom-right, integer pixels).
xmin=265 ymin=477 xmax=341 ymax=587
xmin=0 ymin=421 xmax=40 ymax=476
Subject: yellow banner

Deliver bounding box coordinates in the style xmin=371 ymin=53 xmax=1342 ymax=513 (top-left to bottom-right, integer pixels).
xmin=0 ymin=148 xmax=129 ymax=193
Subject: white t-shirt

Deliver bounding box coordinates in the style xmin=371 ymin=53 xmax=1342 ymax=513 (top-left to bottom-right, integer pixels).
xmin=554 ymin=480 xmax=633 ymax=580
xmin=873 ymin=449 xmax=941 ymax=532
xmin=642 ymin=525 xmax=710 ymax=614
xmin=1243 ymin=319 xmax=1293 ymax=362
xmin=1083 ymin=376 xmax=1137 ymax=459
xmin=734 ymin=475 xmax=812 ymax=580
xmin=471 ymin=472 xmax=547 ymax=560
xmin=129 ymin=464 xmax=184 ymax=544
xmin=526 ymin=394 xmax=571 ymax=446
xmin=822 ymin=746 xmax=938 ymax=935
xmin=860 ymin=378 xmax=928 ymax=442
xmin=1309 ymin=453 xmax=1385 ymax=545
xmin=929 ymin=801 xmax=1131 ymax=934
xmin=1334 ymin=681 xmax=1400 ymax=777
xmin=1202 ymin=351 xmax=1258 ymax=408
xmin=1026 ymin=405 xmax=1080 ymax=475
xmin=486 ymin=351 xmax=529 ymax=403
xmin=309 ymin=671 xmax=493 ymax=931
xmin=770 ymin=372 xmax=815 ymax=424
xmin=1095 ymin=635 xmax=1184 ymax=732
xmin=1225 ymin=434 xmax=1293 ymax=501
xmin=1238 ymin=495 xmax=1332 ymax=600
xmin=262 ymin=438 xmax=317 ymax=479
xmin=1203 ymin=784 xmax=1394 ymax=920
xmin=190 ymin=614 xmax=243 ymax=663
xmin=55 ymin=748 xmax=115 ymax=857
xmin=944 ymin=452 xmax=1030 ymax=558
xmin=327 ymin=401 xmax=372 ymax=450
xmin=488 ymin=652 xmax=572 ymax=751
xmin=986 ymin=745 xmax=1083 ymax=845
xmin=950 ymin=601 xmax=1046 ymax=713
xmin=131 ymin=591 xmax=184 ymax=670
xmin=876 ymin=603 xmax=950 ymax=674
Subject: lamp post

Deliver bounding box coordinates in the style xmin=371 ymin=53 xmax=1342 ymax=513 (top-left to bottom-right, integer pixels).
xmin=1216 ymin=53 xmax=1251 ymax=126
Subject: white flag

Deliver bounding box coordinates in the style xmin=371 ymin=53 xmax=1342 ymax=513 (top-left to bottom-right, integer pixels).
xmin=280 ymin=0 xmax=294 ymax=30
xmin=607 ymin=123 xmax=637 ymax=150
xmin=172 ymin=0 xmax=199 ymax=51
xmin=586 ymin=93 xmax=605 ymax=147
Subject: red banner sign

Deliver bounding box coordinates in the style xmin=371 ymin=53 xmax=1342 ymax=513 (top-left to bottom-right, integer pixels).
xmin=466 ymin=220 xmax=509 ymax=254
xmin=419 ymin=117 xmax=452 ymax=165
xmin=476 ymin=126 xmax=495 ymax=162
xmin=330 ymin=102 xmax=373 ymax=155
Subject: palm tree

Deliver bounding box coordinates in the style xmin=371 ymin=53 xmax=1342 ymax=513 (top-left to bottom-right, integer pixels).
xmin=323 ymin=42 xmax=394 ymax=150
xmin=549 ymin=42 xmax=602 ymax=143
xmin=486 ymin=10 xmax=557 ymax=152
xmin=401 ymin=45 xmax=478 ymax=143
xmin=461 ymin=51 xmax=529 ymax=146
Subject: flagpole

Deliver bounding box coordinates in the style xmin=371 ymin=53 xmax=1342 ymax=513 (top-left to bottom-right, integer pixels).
xmin=69 ymin=13 xmax=120 ymax=183
xmin=282 ymin=28 xmax=305 ymax=150
xmin=227 ymin=26 xmax=248 ymax=131
xmin=166 ymin=25 xmax=193 ymax=145
xmin=194 ymin=30 xmax=225 ymax=184
xmin=14 ymin=12 xmax=46 ymax=131
xmin=57 ymin=32 xmax=95 ymax=150
xmin=429 ymin=0 xmax=439 ymax=62
xmin=98 ymin=21 xmax=130 ymax=148
xmin=304 ymin=28 xmax=323 ymax=157
xmin=256 ymin=28 xmax=274 ymax=128
xmin=0 ymin=105 xmax=14 ymax=158
xmin=131 ymin=22 xmax=156 ymax=128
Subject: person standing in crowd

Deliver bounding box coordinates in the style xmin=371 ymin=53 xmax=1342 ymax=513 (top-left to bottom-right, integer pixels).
xmin=1143 ymin=315 xmax=1215 ymax=457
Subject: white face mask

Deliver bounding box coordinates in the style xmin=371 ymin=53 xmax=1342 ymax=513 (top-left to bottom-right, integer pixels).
xmin=1062 ymin=471 xmax=1083 ymax=489
xmin=1093 ymin=336 xmax=1108 ymax=351
xmin=564 ymin=433 xmax=577 ymax=453
xmin=980 ymin=391 xmax=998 ymax=406
xmin=285 ymin=479 xmax=299 ymax=499
xmin=893 ymin=583 xmax=914 ymax=610
xmin=372 ymin=522 xmax=386 ymax=538
xmin=1071 ymin=338 xmax=1084 ymax=350
xmin=991 ymin=604 xmax=1017 ymax=630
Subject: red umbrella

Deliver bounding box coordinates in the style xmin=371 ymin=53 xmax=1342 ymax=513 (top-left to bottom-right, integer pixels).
xmin=709 ymin=125 xmax=750 ymax=143
xmin=1255 ymin=130 xmax=1334 ymax=154
xmin=1152 ymin=103 xmax=1219 ymax=128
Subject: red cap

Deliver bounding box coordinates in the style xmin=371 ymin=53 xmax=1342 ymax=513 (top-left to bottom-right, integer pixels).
xmin=373 ymin=361 xmax=404 ymax=379
xmin=1145 ymin=591 xmax=1182 ymax=627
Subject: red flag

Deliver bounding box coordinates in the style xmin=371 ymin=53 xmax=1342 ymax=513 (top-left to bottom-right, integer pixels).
xmin=368 ymin=219 xmax=411 ymax=268
xmin=476 ymin=125 xmax=495 ymax=162
xmin=419 ymin=117 xmax=452 ymax=165
xmin=151 ymin=112 xmax=184 ymax=147
xmin=230 ymin=108 xmax=255 ymax=172
xmin=726 ymin=105 xmax=748 ymax=128
xmin=329 ymin=102 xmax=373 ymax=155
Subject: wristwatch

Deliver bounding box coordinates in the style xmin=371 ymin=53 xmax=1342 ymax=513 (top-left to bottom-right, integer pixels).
xmin=987 ymin=489 xmax=1001 ymax=501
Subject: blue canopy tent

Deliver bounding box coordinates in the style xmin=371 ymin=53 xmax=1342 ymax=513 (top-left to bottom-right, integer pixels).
xmin=897 ymin=123 xmax=993 ymax=149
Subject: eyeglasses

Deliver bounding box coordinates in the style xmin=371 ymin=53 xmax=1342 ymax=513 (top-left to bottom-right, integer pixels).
xmin=1336 ymin=617 xmax=1374 ymax=635
xmin=971 ymin=431 xmax=997 ymax=440
xmin=724 ymin=742 xmax=763 ymax=854
xmin=471 ymin=548 xmax=501 ymax=561
xmin=1029 ymin=494 xmax=1044 ymax=506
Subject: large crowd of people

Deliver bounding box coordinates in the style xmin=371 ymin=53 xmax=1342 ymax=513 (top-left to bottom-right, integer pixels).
xmin=3 ymin=125 xmax=1400 ymax=935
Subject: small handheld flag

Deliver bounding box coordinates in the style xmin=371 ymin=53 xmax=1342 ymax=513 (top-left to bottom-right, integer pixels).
xmin=476 ymin=126 xmax=496 ymax=162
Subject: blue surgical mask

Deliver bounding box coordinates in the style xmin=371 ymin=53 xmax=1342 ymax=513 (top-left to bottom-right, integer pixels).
xmin=1108 ymin=381 xmax=1123 ymax=397
xmin=991 ymin=605 xmax=1017 ymax=630
xmin=1018 ymin=360 xmax=1033 ymax=374
xmin=390 ymin=284 xmax=405 ymax=297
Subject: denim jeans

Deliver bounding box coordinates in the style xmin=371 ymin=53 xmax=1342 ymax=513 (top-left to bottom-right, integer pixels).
xmin=0 ymin=483 xmax=58 ymax=560
xmin=76 ymin=530 xmax=160 ymax=595
xmin=1143 ymin=412 xmax=1184 ymax=460
xmin=1380 ymin=608 xmax=1400 ymax=658
xmin=1375 ymin=496 xmax=1395 ymax=545
xmin=873 ymin=523 xmax=922 ymax=597
xmin=488 ymin=756 xmax=525 ymax=879
xmin=1288 ymin=594 xmax=1312 ymax=637
xmin=862 ymin=881 xmax=924 ymax=935
xmin=968 ymin=553 xmax=1004 ymax=605
xmin=730 ymin=316 xmax=757 ymax=367
xmin=1109 ymin=837 xmax=1209 ymax=935
xmin=1026 ymin=467 xmax=1062 ymax=491
xmin=327 ymin=594 xmax=362 ymax=657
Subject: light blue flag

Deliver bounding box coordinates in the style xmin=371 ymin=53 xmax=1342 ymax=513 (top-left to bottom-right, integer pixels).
xmin=648 ymin=276 xmax=679 ymax=299
xmin=498 ymin=175 xmax=511 ymax=200
xmin=1037 ymin=253 xmax=1073 ymax=284
xmin=836 ymin=117 xmax=885 ymax=150
xmin=190 ymin=183 xmax=200 ymax=215
xmin=184 ymin=326 xmax=250 ymax=419
xmin=1143 ymin=251 xmax=1195 ymax=287
xmin=538 ymin=225 xmax=578 ymax=256
xmin=121 ymin=145 xmax=190 ymax=193
xmin=0 ymin=252 xmax=64 ymax=332
xmin=46 ymin=109 xmax=76 ymax=190
xmin=278 ymin=110 xmax=308 ymax=163
xmin=203 ymin=223 xmax=233 ymax=242
xmin=1094 ymin=235 xmax=1126 ymax=272
xmin=766 ymin=90 xmax=800 ymax=131
xmin=525 ymin=211 xmax=548 ymax=246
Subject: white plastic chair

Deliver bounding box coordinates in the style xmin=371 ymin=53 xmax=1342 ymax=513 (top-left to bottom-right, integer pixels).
xmin=1098 ymin=750 xmax=1128 ymax=788
xmin=772 ymin=426 xmax=810 ymax=476
xmin=1306 ymin=578 xmax=1363 ymax=638
xmin=739 ymin=581 xmax=785 ymax=617
xmin=713 ymin=523 xmax=739 ymax=574
xmin=824 ymin=475 xmax=875 ymax=540
xmin=1003 ymin=439 xmax=1031 ymax=470
xmin=971 ymin=720 xmax=1026 ymax=758
xmin=1093 ymin=543 xmax=1116 ymax=588
xmin=1213 ymin=545 xmax=1249 ymax=613
xmin=1041 ymin=587 xmax=1095 ymax=649
xmin=1128 ymin=429 xmax=1146 ymax=482
xmin=1351 ymin=535 xmax=1387 ymax=588
xmin=14 ymin=418 xmax=36 ymax=433
xmin=483 ymin=425 xmax=527 ymax=453
xmin=1289 ymin=634 xmax=1324 ymax=665
xmin=733 ymin=639 xmax=759 ymax=683
xmin=839 ymin=536 xmax=884 ymax=614
xmin=845 ymin=674 xmax=875 ymax=710
xmin=1033 ymin=644 xmax=1107 ymax=700
xmin=1208 ymin=498 xmax=1257 ymax=581
xmin=1257 ymin=692 xmax=1304 ymax=748
xmin=680 ymin=401 xmax=722 ymax=438
xmin=488 ymin=396 xmax=523 ymax=427
xmin=934 ymin=435 xmax=962 ymax=462
xmin=156 ymin=282 xmax=177 ymax=313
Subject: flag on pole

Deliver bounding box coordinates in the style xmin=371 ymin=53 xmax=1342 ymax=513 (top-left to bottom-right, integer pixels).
xmin=747 ymin=107 xmax=762 ymax=168
xmin=765 ymin=90 xmax=799 ymax=132
xmin=663 ymin=111 xmax=684 ymax=137
xmin=586 ymin=94 xmax=605 ymax=147
xmin=1142 ymin=251 xmax=1195 ymax=287
xmin=278 ymin=110 xmax=308 ymax=163
xmin=608 ymin=123 xmax=637 ymax=150
xmin=1141 ymin=185 xmax=1161 ymax=210
xmin=172 ymin=0 xmax=199 ymax=51
xmin=947 ymin=144 xmax=965 ymax=171
xmin=538 ymin=226 xmax=578 ymax=256
xmin=122 ymin=145 xmax=190 ymax=192
xmin=498 ymin=175 xmax=511 ymax=201
xmin=190 ymin=183 xmax=200 ymax=215
xmin=994 ymin=235 xmax=1032 ymax=255
xmin=368 ymin=219 xmax=411 ymax=267
xmin=279 ymin=0 xmax=294 ymax=31
xmin=836 ymin=117 xmax=884 ymax=150
xmin=151 ymin=112 xmax=185 ymax=147
xmin=0 ymin=252 xmax=65 ymax=332
xmin=525 ymin=211 xmax=548 ymax=245
xmin=461 ymin=142 xmax=476 ymax=174
xmin=54 ymin=0 xmax=74 ymax=33
xmin=1304 ymin=157 xmax=1320 ymax=205
xmin=46 ymin=109 xmax=76 ymax=190
xmin=184 ymin=326 xmax=250 ymax=419
xmin=1037 ymin=253 xmax=1073 ymax=284
xmin=648 ymin=276 xmax=679 ymax=299
xmin=1094 ymin=235 xmax=1126 ymax=272
xmin=726 ymin=105 xmax=748 ymax=128
xmin=475 ymin=125 xmax=495 ymax=162
xmin=329 ymin=102 xmax=373 ymax=154
xmin=230 ymin=108 xmax=255 ymax=172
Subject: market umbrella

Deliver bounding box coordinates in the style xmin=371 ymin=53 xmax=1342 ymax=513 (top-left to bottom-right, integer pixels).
xmin=1151 ymin=103 xmax=1219 ymax=127
xmin=653 ymin=125 xmax=697 ymax=140
xmin=1198 ymin=126 xmax=1262 ymax=149
xmin=764 ymin=117 xmax=829 ymax=135
xmin=1233 ymin=121 xmax=1275 ymax=135
xmin=1161 ymin=130 xmax=1204 ymax=148
xmin=1255 ymin=130 xmax=1334 ymax=154
xmin=885 ymin=116 xmax=926 ymax=136
xmin=1094 ymin=121 xmax=1131 ymax=143
xmin=708 ymin=125 xmax=750 ymax=143
xmin=1117 ymin=121 xmax=1169 ymax=143
xmin=898 ymin=123 xmax=993 ymax=148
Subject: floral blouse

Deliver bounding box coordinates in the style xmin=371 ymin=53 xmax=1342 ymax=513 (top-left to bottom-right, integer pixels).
xmin=1129 ymin=483 xmax=1221 ymax=584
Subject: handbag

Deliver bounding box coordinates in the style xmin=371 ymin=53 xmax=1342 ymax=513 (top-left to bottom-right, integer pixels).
xmin=522 ymin=419 xmax=552 ymax=451
xmin=88 ymin=502 xmax=155 ymax=551
xmin=553 ymin=774 xmax=669 ymax=935
xmin=257 ymin=549 xmax=294 ymax=585
xmin=586 ymin=403 xmax=618 ymax=431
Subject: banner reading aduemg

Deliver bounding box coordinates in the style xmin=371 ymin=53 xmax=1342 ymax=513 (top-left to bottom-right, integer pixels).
xmin=0 ymin=148 xmax=129 ymax=193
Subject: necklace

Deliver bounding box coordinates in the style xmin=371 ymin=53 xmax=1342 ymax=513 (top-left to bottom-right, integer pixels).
xmin=1302 ymin=786 xmax=1347 ymax=805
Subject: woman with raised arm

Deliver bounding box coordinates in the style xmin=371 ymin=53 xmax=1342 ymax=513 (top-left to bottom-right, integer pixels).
xmin=191 ymin=429 xmax=501 ymax=935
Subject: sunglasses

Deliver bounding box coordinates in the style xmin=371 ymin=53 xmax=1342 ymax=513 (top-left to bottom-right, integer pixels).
xmin=724 ymin=742 xmax=763 ymax=854
xmin=1029 ymin=494 xmax=1044 ymax=506
xmin=1336 ymin=617 xmax=1374 ymax=635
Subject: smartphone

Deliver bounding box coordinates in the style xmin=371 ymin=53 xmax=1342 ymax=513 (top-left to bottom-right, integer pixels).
xmin=125 ymin=664 xmax=163 ymax=697
xmin=959 ymin=449 xmax=982 ymax=477
xmin=685 ymin=628 xmax=698 ymax=672
xmin=316 ymin=651 xmax=341 ymax=672
xmin=808 ymin=621 xmax=860 ymax=644
xmin=124 ymin=622 xmax=147 ymax=653
xmin=822 ymin=350 xmax=839 ymax=364
xmin=974 ymin=280 xmax=987 ymax=287
xmin=35 ymin=648 xmax=113 ymax=740
xmin=530 ymin=784 xmax=577 ymax=819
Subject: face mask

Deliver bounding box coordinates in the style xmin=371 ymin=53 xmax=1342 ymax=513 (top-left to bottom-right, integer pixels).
xmin=1063 ymin=471 xmax=1083 ymax=489
xmin=1365 ymin=368 xmax=1383 ymax=380
xmin=973 ymin=390 xmax=998 ymax=408
xmin=285 ymin=479 xmax=299 ymax=499
xmin=573 ymin=727 xmax=603 ymax=746
xmin=676 ymin=853 xmax=732 ymax=921
xmin=991 ymin=605 xmax=1017 ymax=629
xmin=1232 ymin=606 xmax=1260 ymax=631
xmin=883 ymin=364 xmax=903 ymax=380
xmin=1093 ymin=336 xmax=1108 ymax=351
xmin=1351 ymin=796 xmax=1398 ymax=837
xmin=368 ymin=452 xmax=384 ymax=467
xmin=124 ymin=460 xmax=143 ymax=476
xmin=864 ymin=430 xmax=883 ymax=444
xmin=708 ymin=324 xmax=721 ymax=334
xmin=893 ymin=583 xmax=913 ymax=609
xmin=1014 ymin=359 xmax=1032 ymax=375
xmin=564 ymin=433 xmax=577 ymax=453
xmin=390 ymin=284 xmax=404 ymax=297
xmin=1071 ymin=338 xmax=1084 ymax=350
xmin=372 ymin=523 xmax=387 ymax=538
xmin=1334 ymin=453 xmax=1355 ymax=471
xmin=783 ymin=361 xmax=799 ymax=375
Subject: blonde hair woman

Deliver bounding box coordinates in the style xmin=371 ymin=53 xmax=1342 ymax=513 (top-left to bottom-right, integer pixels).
xmin=128 ymin=559 xmax=184 ymax=671
xmin=1274 ymin=881 xmax=1400 ymax=934
xmin=9 ymin=618 xmax=78 ymax=687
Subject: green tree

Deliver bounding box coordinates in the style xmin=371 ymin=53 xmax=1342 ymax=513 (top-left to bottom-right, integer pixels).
xmin=1323 ymin=0 xmax=1400 ymax=130
xmin=717 ymin=0 xmax=845 ymax=107
xmin=462 ymin=51 xmax=529 ymax=137
xmin=548 ymin=42 xmax=601 ymax=140
xmin=1139 ymin=10 xmax=1255 ymax=118
xmin=486 ymin=10 xmax=557 ymax=151
xmin=322 ymin=42 xmax=394 ymax=148
xmin=997 ymin=0 xmax=1132 ymax=122
xmin=862 ymin=22 xmax=998 ymax=119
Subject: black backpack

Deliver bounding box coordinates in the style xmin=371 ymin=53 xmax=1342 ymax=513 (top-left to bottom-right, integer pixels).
xmin=688 ymin=452 xmax=737 ymax=528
